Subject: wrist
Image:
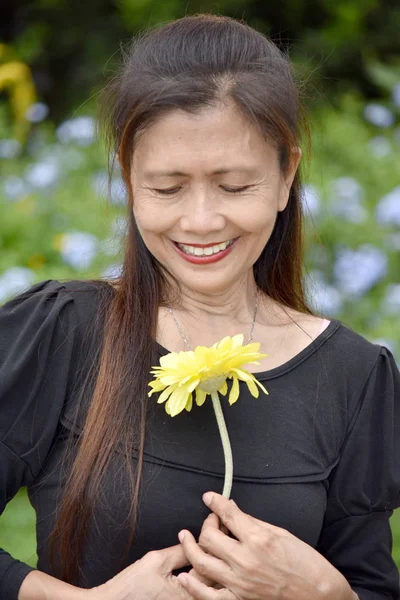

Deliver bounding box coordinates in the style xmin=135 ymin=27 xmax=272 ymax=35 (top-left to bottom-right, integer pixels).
xmin=316 ymin=569 xmax=357 ymax=600
xmin=18 ymin=570 xmax=88 ymax=600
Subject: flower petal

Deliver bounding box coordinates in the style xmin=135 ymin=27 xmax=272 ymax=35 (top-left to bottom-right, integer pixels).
xmin=230 ymin=368 xmax=253 ymax=381
xmin=219 ymin=380 xmax=228 ymax=396
xmin=159 ymin=352 xmax=180 ymax=367
xmin=231 ymin=333 xmax=245 ymax=348
xmin=245 ymin=377 xmax=259 ymax=398
xmin=185 ymin=395 xmax=193 ymax=412
xmin=184 ymin=377 xmax=201 ymax=393
xmin=195 ymin=388 xmax=207 ymax=406
xmin=167 ymin=387 xmax=191 ymax=417
xmin=255 ymin=379 xmax=269 ymax=396
xmin=148 ymin=379 xmax=166 ymax=394
xmin=228 ymin=376 xmax=240 ymax=405
xmin=149 ymin=334 xmax=269 ymax=416
xmin=157 ymin=386 xmax=175 ymax=404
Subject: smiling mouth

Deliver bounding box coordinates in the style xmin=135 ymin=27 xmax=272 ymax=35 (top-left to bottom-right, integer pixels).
xmin=175 ymin=239 xmax=235 ymax=257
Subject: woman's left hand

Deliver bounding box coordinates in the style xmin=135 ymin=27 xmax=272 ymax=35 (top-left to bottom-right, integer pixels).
xmin=177 ymin=492 xmax=355 ymax=600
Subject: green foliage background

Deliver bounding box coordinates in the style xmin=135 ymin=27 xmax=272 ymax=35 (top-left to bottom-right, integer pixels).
xmin=1 ymin=0 xmax=400 ymax=581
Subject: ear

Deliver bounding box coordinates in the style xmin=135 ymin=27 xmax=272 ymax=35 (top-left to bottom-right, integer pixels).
xmin=278 ymin=146 xmax=302 ymax=212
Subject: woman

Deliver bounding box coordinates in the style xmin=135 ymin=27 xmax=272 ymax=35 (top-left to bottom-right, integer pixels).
xmin=0 ymin=14 xmax=399 ymax=600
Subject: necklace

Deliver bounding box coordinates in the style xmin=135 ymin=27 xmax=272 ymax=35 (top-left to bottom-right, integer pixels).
xmin=167 ymin=289 xmax=260 ymax=351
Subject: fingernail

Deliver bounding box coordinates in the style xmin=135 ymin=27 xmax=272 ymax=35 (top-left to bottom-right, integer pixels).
xmin=178 ymin=530 xmax=185 ymax=542
xmin=178 ymin=573 xmax=189 ymax=585
xmin=203 ymin=492 xmax=213 ymax=506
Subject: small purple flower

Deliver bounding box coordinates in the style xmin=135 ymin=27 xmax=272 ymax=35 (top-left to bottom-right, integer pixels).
xmin=56 ymin=116 xmax=96 ymax=146
xmin=364 ymin=104 xmax=395 ymax=128
xmin=3 ymin=176 xmax=30 ymax=201
xmin=109 ymin=178 xmax=127 ymax=205
xmin=0 ymin=267 xmax=36 ymax=304
xmin=25 ymin=102 xmax=49 ymax=123
xmin=92 ymin=171 xmax=127 ymax=204
xmin=329 ymin=177 xmax=366 ymax=223
xmin=0 ymin=139 xmax=21 ymax=159
xmin=92 ymin=171 xmax=110 ymax=196
xmin=24 ymin=161 xmax=60 ymax=190
xmin=368 ymin=136 xmax=392 ymax=158
xmin=101 ymin=263 xmax=123 ymax=280
xmin=381 ymin=284 xmax=400 ymax=316
xmin=375 ymin=187 xmax=400 ymax=226
xmin=305 ymin=271 xmax=344 ymax=316
xmin=40 ymin=145 xmax=85 ymax=171
xmin=58 ymin=231 xmax=99 ymax=270
xmin=301 ymin=184 xmax=320 ymax=217
xmin=333 ymin=245 xmax=388 ymax=297
xmin=111 ymin=215 xmax=129 ymax=237
xmin=392 ymin=83 xmax=400 ymax=109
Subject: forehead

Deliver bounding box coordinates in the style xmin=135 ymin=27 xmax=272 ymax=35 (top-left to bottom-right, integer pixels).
xmin=131 ymin=103 xmax=278 ymax=174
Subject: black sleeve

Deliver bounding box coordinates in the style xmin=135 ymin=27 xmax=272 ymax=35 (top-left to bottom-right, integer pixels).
xmin=0 ymin=280 xmax=77 ymax=600
xmin=317 ymin=347 xmax=400 ymax=600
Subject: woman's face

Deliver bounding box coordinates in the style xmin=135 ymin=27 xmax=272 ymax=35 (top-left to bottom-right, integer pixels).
xmin=130 ymin=102 xmax=300 ymax=297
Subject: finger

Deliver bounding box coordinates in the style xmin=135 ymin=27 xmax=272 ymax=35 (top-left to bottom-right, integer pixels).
xmin=158 ymin=543 xmax=191 ymax=573
xmin=203 ymin=493 xmax=253 ymax=541
xmin=178 ymin=572 xmax=232 ymax=600
xmin=202 ymin=513 xmax=220 ymax=531
xmin=188 ymin=567 xmax=215 ymax=587
xmin=189 ymin=569 xmax=225 ymax=590
xmin=202 ymin=511 xmax=229 ymax=537
xmin=193 ymin=514 xmax=226 ymax=588
xmin=199 ymin=525 xmax=239 ymax=563
xmin=179 ymin=530 xmax=232 ymax=587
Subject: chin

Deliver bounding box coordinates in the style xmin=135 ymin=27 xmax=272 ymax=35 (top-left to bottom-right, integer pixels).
xmin=178 ymin=277 xmax=242 ymax=297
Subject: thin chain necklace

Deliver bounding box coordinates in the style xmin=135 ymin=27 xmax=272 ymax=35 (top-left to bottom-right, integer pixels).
xmin=167 ymin=289 xmax=260 ymax=351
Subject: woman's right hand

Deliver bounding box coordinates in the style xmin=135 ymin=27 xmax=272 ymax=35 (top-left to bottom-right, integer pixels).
xmin=87 ymin=544 xmax=194 ymax=600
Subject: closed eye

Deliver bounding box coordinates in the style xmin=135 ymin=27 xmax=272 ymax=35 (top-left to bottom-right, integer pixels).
xmin=153 ymin=187 xmax=181 ymax=195
xmin=153 ymin=185 xmax=252 ymax=195
xmin=221 ymin=185 xmax=252 ymax=193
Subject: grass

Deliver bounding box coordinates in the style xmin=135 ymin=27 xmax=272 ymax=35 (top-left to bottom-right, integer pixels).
xmin=1 ymin=488 xmax=37 ymax=567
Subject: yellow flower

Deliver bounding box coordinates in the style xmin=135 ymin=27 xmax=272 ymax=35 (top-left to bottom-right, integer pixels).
xmin=0 ymin=57 xmax=36 ymax=142
xmin=148 ymin=334 xmax=269 ymax=417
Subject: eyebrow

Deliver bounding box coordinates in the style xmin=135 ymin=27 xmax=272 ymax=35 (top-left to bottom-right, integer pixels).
xmin=143 ymin=167 xmax=260 ymax=178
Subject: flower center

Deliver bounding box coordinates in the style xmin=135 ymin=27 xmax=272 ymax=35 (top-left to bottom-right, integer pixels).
xmin=198 ymin=375 xmax=226 ymax=393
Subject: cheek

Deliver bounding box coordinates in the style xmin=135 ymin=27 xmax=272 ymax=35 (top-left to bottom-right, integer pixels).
xmin=133 ymin=201 xmax=175 ymax=235
xmin=238 ymin=201 xmax=278 ymax=236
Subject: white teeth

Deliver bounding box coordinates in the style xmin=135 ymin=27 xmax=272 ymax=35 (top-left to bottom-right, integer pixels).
xmin=178 ymin=239 xmax=233 ymax=256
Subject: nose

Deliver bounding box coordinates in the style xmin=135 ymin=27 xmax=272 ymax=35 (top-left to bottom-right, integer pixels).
xmin=179 ymin=186 xmax=226 ymax=235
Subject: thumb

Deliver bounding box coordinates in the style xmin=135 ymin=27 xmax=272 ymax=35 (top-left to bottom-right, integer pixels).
xmin=158 ymin=543 xmax=191 ymax=574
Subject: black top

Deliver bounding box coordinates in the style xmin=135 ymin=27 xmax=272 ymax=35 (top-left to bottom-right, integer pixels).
xmin=1 ymin=279 xmax=400 ymax=600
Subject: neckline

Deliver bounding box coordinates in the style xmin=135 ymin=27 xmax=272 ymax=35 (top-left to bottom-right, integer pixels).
xmin=154 ymin=318 xmax=341 ymax=381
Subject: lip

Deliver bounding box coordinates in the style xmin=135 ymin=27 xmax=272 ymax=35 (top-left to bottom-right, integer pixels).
xmin=174 ymin=239 xmax=232 ymax=248
xmin=172 ymin=238 xmax=238 ymax=264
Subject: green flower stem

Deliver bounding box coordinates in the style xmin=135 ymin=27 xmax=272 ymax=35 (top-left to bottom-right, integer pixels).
xmin=210 ymin=390 xmax=233 ymax=499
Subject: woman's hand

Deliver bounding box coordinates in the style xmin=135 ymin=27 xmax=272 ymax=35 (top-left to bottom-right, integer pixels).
xmin=187 ymin=512 xmax=225 ymax=589
xmin=87 ymin=544 xmax=194 ymax=600
xmin=177 ymin=492 xmax=356 ymax=600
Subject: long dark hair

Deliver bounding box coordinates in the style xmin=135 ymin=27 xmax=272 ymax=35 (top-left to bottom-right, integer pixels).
xmin=49 ymin=13 xmax=314 ymax=584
